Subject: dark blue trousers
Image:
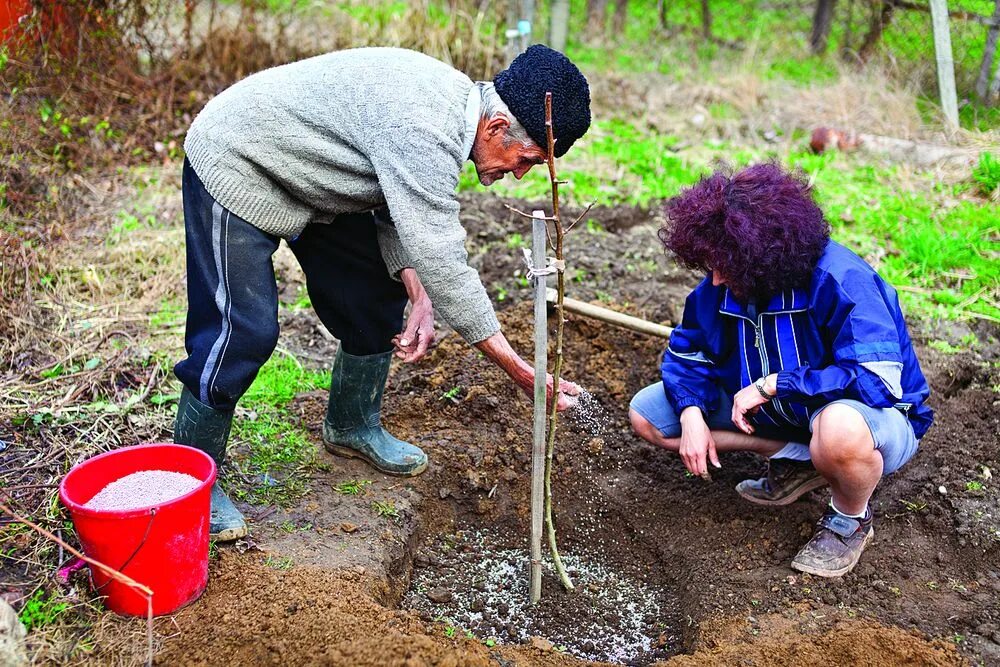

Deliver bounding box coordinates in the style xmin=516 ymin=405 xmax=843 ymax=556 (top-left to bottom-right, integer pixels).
xmin=174 ymin=160 xmax=408 ymax=411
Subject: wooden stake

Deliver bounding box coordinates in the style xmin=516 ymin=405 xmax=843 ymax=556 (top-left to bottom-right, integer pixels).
xmin=929 ymin=0 xmax=960 ymax=130
xmin=529 ymin=210 xmax=548 ymax=604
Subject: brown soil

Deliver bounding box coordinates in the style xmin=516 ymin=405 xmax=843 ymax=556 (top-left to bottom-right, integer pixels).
xmin=155 ymin=193 xmax=995 ymax=666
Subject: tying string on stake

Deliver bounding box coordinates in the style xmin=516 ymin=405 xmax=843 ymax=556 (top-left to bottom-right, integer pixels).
xmin=521 ymin=248 xmax=565 ymax=281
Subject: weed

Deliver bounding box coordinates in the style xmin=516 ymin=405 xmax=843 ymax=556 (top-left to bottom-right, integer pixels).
xmin=444 ymin=625 xmax=456 ymax=638
xmin=18 ymin=589 xmax=69 ymax=632
xmin=505 ymin=232 xmax=525 ymax=249
xmin=334 ymin=479 xmax=371 ymax=496
xmin=928 ymin=339 xmax=962 ymax=354
xmin=263 ymin=554 xmax=293 ymax=570
xmin=372 ymin=500 xmax=399 ymax=519
xmin=966 ymin=480 xmax=984 ymax=492
xmin=484 ymin=638 xmax=497 ymax=647
xmin=440 ymin=386 xmax=462 ymax=403
xmin=972 ymin=153 xmax=1000 ymax=198
xmin=900 ymin=499 xmax=927 ymax=512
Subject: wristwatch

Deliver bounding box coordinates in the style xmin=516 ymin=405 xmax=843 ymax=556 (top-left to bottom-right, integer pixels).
xmin=754 ymin=376 xmax=772 ymax=401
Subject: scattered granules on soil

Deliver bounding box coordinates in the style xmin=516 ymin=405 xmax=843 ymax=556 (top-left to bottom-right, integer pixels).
xmin=568 ymin=389 xmax=618 ymax=437
xmin=403 ymin=528 xmax=677 ymax=663
xmin=84 ymin=470 xmax=201 ymax=511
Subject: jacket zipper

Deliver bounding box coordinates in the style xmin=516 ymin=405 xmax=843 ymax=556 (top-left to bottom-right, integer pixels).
xmin=751 ymin=314 xmax=797 ymax=425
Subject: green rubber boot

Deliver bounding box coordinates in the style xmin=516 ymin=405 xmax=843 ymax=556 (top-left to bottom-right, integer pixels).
xmin=174 ymin=387 xmax=248 ymax=542
xmin=322 ymin=348 xmax=428 ymax=477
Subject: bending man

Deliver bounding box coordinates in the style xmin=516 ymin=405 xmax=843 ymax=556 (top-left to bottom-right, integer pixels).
xmin=174 ymin=46 xmax=591 ymax=540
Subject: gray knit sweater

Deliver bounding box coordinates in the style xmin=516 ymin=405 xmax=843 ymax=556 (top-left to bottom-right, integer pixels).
xmin=184 ymin=47 xmax=500 ymax=344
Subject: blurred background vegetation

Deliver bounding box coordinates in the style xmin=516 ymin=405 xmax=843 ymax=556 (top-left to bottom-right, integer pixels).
xmin=0 ymin=0 xmax=998 ymax=324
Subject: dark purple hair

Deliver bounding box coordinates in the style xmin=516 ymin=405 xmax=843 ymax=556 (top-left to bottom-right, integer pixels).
xmin=659 ymin=163 xmax=830 ymax=301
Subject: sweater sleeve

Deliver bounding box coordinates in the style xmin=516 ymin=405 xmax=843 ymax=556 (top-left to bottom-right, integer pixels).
xmin=775 ymin=268 xmax=903 ymax=407
xmin=366 ymin=127 xmax=501 ymax=344
xmin=373 ymin=207 xmax=410 ymax=279
xmin=660 ymin=285 xmax=726 ymax=416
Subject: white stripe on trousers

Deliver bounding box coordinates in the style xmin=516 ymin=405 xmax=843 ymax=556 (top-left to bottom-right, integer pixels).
xmin=199 ymin=202 xmax=234 ymax=404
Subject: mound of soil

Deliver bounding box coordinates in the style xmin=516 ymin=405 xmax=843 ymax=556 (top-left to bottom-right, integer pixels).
xmin=155 ymin=193 xmax=996 ymax=665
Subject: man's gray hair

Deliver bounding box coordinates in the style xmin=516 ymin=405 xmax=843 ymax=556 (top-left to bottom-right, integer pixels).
xmin=476 ymin=82 xmax=536 ymax=148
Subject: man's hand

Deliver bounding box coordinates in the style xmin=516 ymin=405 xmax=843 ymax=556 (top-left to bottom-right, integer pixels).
xmin=475 ymin=331 xmax=581 ymax=411
xmin=546 ymin=374 xmax=582 ymax=410
xmin=679 ymin=406 xmax=720 ymax=479
xmin=394 ymin=268 xmax=435 ymax=363
xmin=731 ymin=373 xmax=777 ymax=435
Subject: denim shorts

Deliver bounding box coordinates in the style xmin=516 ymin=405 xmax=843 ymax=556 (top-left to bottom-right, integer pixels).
xmin=629 ymin=383 xmax=919 ymax=475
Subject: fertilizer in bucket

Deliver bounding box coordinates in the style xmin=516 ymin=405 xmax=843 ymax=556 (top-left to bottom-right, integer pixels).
xmin=84 ymin=470 xmax=201 ymax=511
xmin=59 ymin=443 xmax=216 ymax=616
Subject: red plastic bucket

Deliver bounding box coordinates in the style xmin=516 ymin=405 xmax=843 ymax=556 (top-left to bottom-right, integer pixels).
xmin=59 ymin=443 xmax=216 ymax=616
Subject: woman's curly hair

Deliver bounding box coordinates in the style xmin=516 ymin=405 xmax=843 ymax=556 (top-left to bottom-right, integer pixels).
xmin=659 ymin=163 xmax=831 ymax=302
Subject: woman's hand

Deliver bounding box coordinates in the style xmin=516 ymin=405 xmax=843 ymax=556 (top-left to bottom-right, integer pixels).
xmin=679 ymin=406 xmax=719 ymax=479
xmin=731 ymin=374 xmax=777 ymax=435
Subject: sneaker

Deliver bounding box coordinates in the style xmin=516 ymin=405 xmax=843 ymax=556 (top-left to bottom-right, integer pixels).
xmin=790 ymin=507 xmax=874 ymax=578
xmin=735 ymin=458 xmax=828 ymax=506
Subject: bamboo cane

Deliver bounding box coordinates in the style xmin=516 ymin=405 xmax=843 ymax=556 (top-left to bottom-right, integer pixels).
xmin=545 ymin=288 xmax=674 ymax=339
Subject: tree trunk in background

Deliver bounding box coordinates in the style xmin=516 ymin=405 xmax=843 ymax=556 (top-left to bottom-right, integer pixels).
xmin=586 ymin=0 xmax=608 ymax=38
xmin=550 ymin=0 xmax=570 ymax=52
xmin=975 ymin=1 xmax=1000 ymax=101
xmin=611 ymin=0 xmax=627 ymax=36
xmin=840 ymin=0 xmax=856 ymax=57
xmin=810 ymin=0 xmax=837 ymax=54
xmin=857 ymin=0 xmax=894 ymax=63
xmin=657 ymin=0 xmax=668 ymax=29
xmin=701 ymin=0 xmax=712 ymax=40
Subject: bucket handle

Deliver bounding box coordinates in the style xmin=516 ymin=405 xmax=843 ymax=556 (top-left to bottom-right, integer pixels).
xmin=93 ymin=508 xmax=157 ymax=593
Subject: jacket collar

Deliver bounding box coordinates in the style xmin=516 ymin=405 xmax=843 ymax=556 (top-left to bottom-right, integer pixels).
xmin=719 ymin=286 xmax=809 ymax=318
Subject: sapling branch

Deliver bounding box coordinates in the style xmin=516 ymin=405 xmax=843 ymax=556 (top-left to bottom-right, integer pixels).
xmin=542 ymin=91 xmax=575 ymax=593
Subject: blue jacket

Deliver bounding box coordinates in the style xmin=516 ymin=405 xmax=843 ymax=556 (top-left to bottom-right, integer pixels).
xmin=661 ymin=241 xmax=933 ymax=439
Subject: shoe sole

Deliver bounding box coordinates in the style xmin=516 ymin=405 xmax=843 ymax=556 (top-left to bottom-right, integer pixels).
xmin=324 ymin=442 xmax=428 ymax=478
xmin=210 ymin=524 xmax=249 ymax=542
xmin=790 ymin=527 xmax=874 ymax=578
xmin=736 ymin=476 xmax=829 ymax=507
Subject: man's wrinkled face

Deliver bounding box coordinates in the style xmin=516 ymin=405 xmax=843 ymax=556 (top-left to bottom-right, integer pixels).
xmin=471 ymin=115 xmax=547 ymax=186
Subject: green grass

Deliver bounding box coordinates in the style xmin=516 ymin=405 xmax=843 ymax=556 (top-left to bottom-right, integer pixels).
xmin=229 ymin=353 xmax=330 ymax=505
xmin=468 ymin=122 xmax=998 ymax=323
xmin=372 ymin=499 xmax=399 ymax=519
xmin=334 ymin=479 xmax=371 ymax=495
xmin=18 ymin=589 xmax=69 ymax=632
xmin=973 ymin=152 xmax=1000 ymax=198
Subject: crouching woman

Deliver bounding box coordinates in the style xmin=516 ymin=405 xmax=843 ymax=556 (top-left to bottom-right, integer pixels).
xmin=629 ymin=163 xmax=933 ymax=577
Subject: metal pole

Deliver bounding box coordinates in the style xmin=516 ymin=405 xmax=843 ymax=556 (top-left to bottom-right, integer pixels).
xmin=929 ymin=0 xmax=960 ymax=129
xmin=529 ymin=210 xmax=547 ymax=604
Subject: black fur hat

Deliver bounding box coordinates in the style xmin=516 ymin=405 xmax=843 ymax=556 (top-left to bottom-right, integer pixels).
xmin=493 ymin=45 xmax=591 ymax=158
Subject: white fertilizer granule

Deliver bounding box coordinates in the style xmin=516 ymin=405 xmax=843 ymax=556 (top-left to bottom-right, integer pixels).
xmin=83 ymin=470 xmax=201 ymax=511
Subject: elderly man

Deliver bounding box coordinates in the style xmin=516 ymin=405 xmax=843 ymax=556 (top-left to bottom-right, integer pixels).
xmin=173 ymin=46 xmax=591 ymax=540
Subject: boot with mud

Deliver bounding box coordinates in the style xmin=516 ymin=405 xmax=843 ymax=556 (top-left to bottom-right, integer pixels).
xmin=323 ymin=348 xmax=428 ymax=476
xmin=174 ymin=387 xmax=248 ymax=542
xmin=791 ymin=505 xmax=874 ymax=577
xmin=735 ymin=456 xmax=828 ymax=506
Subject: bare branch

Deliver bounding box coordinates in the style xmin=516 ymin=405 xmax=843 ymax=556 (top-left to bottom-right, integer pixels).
xmin=504 ymin=203 xmax=557 ymax=222
xmin=564 ymin=202 xmax=597 ymax=234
